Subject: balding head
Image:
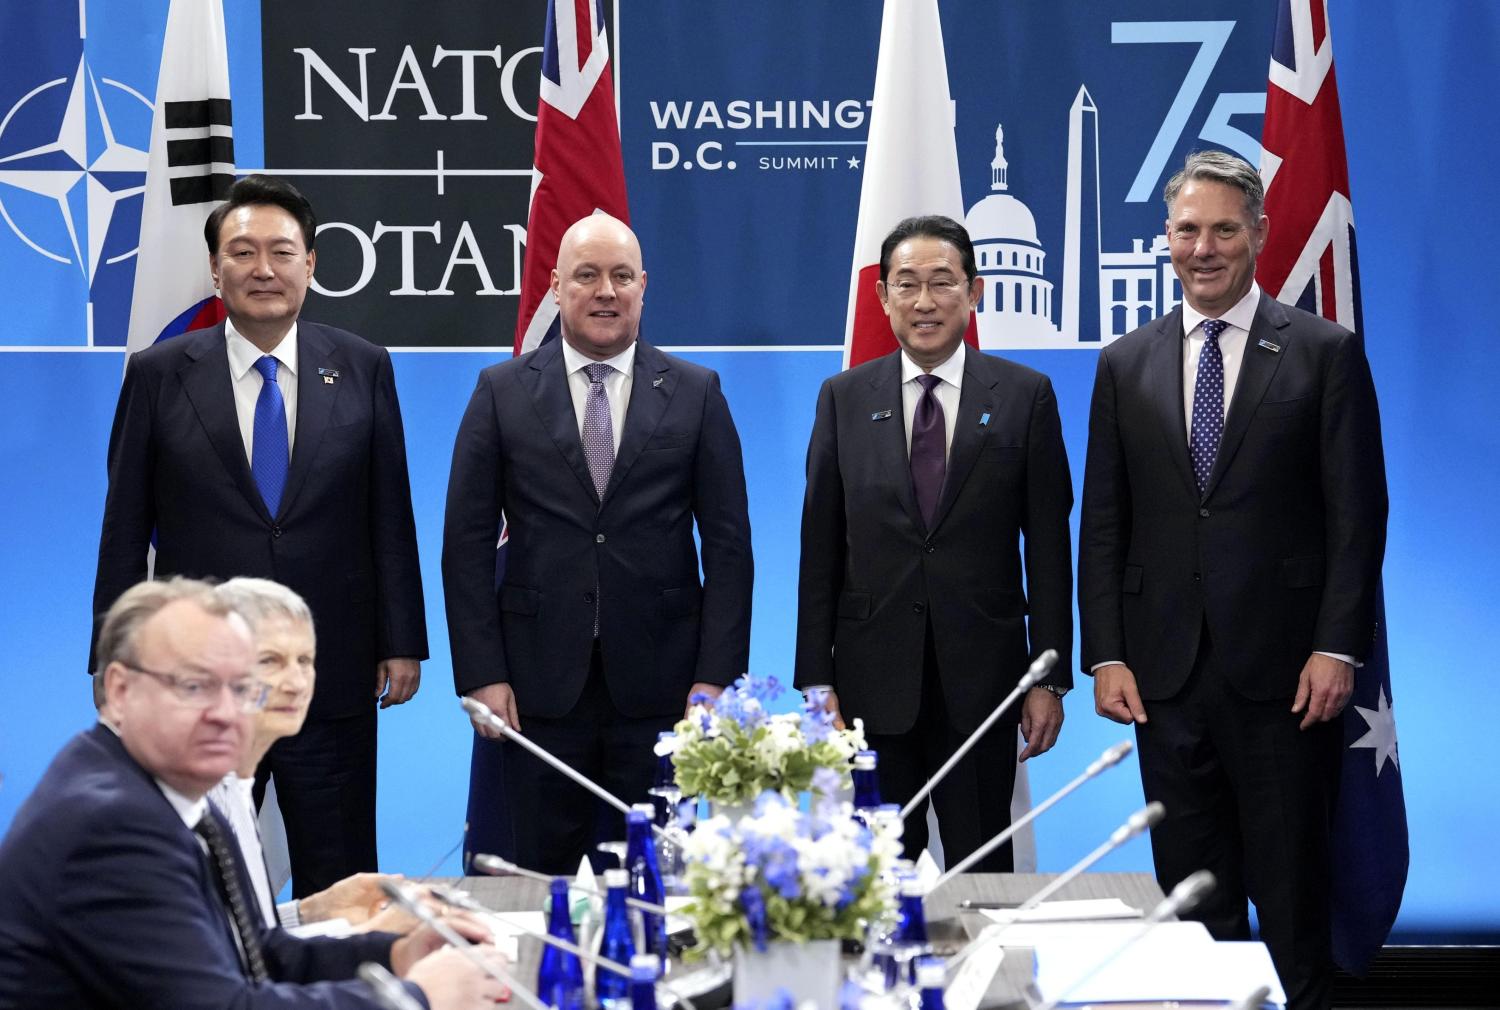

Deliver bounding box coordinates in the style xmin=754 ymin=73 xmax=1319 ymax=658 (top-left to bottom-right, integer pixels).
xmin=550 ymin=213 xmax=646 ymax=361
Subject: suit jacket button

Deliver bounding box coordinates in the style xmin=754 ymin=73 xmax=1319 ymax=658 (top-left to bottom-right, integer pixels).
xmin=584 ymin=591 xmax=595 ymax=604
xmin=1192 ymin=572 xmax=1201 ymax=582
xmin=924 ymin=542 xmax=936 ymax=553
xmin=1198 ymin=507 xmax=1211 ymax=518
xmin=913 ymin=602 xmax=926 ymax=614
xmin=595 ymin=533 xmax=606 ymax=544
xmin=271 ymin=525 xmax=283 ymax=538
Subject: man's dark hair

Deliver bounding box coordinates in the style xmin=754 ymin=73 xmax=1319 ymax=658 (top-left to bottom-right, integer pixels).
xmin=878 ymin=215 xmax=978 ymax=283
xmin=204 ymin=174 xmax=318 ymax=254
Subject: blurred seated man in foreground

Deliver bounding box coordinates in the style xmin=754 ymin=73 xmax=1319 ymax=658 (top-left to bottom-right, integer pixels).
xmin=210 ymin=577 xmax=429 ymax=934
xmin=0 ymin=577 xmax=504 ymax=1009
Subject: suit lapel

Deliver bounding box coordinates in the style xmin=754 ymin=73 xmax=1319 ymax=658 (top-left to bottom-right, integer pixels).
xmin=606 ymin=341 xmax=673 ymax=504
xmin=277 ymin=323 xmax=342 ymax=521
xmin=1147 ymin=309 xmax=1199 ymax=500
xmin=178 ymin=326 xmax=272 ymax=523
xmin=523 ymin=339 xmax=598 ymax=503
xmin=1203 ymin=296 xmax=1290 ymax=499
xmin=866 ymin=353 xmax=923 ymax=531
xmin=929 ymin=348 xmax=997 ymax=532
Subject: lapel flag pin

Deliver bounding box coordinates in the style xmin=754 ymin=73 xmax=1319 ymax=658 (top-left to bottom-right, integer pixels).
xmin=318 ymin=367 xmax=341 ymax=384
xmin=1257 ymin=339 xmax=1282 ymax=353
xmin=979 ymin=412 xmax=991 ymax=426
xmin=871 ymin=409 xmax=893 ymax=421
xmin=653 ymin=376 xmax=664 ymax=388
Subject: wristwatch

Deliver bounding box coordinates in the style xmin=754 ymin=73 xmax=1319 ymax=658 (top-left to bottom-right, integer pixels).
xmin=1036 ymin=682 xmax=1067 ymax=699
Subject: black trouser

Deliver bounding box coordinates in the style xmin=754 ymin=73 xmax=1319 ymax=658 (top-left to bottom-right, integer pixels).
xmin=254 ymin=708 xmax=378 ymax=898
xmin=863 ymin=620 xmax=1019 ymax=872
xmin=501 ymin=642 xmax=677 ymax=875
xmin=1135 ymin=622 xmax=1341 ymax=1010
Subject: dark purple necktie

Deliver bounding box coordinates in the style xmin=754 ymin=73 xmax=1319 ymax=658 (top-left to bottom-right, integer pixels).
xmin=1190 ymin=319 xmax=1227 ymax=497
xmin=910 ymin=373 xmax=946 ymax=528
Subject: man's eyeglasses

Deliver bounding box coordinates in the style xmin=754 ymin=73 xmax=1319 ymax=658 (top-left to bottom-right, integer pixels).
xmin=883 ymin=276 xmax=969 ymax=304
xmin=122 ymin=664 xmax=269 ymax=713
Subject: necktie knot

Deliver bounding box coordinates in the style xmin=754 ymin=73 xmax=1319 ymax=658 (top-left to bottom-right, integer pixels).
xmin=1201 ymin=319 xmax=1228 ymax=341
xmin=253 ymin=355 xmax=279 ymax=383
xmin=585 ymin=362 xmax=613 ymax=385
xmin=916 ymin=373 xmax=942 ymax=394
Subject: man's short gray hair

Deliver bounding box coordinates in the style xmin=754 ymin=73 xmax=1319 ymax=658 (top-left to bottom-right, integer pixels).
xmin=95 ymin=577 xmax=238 ymax=673
xmin=216 ymin=577 xmax=315 ymax=639
xmin=1163 ymin=149 xmax=1265 ymax=221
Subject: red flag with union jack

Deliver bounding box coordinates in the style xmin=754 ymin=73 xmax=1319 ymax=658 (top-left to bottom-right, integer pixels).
xmin=1257 ymin=0 xmax=1407 ymax=975
xmin=513 ymin=0 xmax=630 ymax=355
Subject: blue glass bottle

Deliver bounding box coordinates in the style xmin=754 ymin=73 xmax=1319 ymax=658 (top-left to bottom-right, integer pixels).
xmin=916 ymin=955 xmax=946 ymax=1009
xmin=536 ymin=877 xmax=585 ymax=1010
xmin=852 ymin=750 xmax=882 ymax=825
xmin=596 ymin=868 xmax=636 ymax=1007
xmin=625 ymin=804 xmax=667 ymax=957
xmin=628 ymin=953 xmax=660 ymax=1010
xmin=892 ymin=875 xmax=929 ymax=987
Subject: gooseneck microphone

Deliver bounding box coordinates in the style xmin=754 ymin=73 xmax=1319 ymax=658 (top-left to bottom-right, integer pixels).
xmin=899 ymin=649 xmax=1059 ymax=820
xmin=929 ymin=739 xmax=1133 ymax=892
xmin=471 ymin=853 xmax=672 ymax=917
xmin=356 ymin=963 xmax=424 ymax=1010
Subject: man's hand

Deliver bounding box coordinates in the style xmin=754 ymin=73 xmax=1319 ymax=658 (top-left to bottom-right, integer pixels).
xmin=377 ymin=658 xmax=421 ymax=709
xmin=1019 ymin=687 xmax=1064 ymax=762
xmin=1292 ymin=653 xmax=1354 ymax=730
xmin=299 ymin=871 xmax=403 ymax=925
xmin=466 ymin=682 xmax=520 ymax=737
xmin=390 ymin=912 xmax=494 ymax=976
xmin=685 ymin=682 xmax=725 ymax=718
xmin=1094 ymin=663 xmax=1147 ymax=725
xmin=805 ymin=687 xmax=846 ymax=730
xmin=404 ymin=945 xmax=510 ymax=1008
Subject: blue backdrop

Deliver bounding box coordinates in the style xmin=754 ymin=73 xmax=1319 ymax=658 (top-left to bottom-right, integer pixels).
xmin=1 ymin=0 xmax=1496 ymax=939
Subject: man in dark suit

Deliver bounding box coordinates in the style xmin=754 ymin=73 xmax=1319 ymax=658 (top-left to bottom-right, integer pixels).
xmin=795 ymin=215 xmax=1073 ymax=869
xmin=1078 ymin=151 xmax=1387 ymax=1009
xmin=443 ymin=214 xmax=753 ymax=873
xmin=0 ymin=578 xmax=500 ymax=1009
xmin=92 ymin=175 xmax=427 ymax=896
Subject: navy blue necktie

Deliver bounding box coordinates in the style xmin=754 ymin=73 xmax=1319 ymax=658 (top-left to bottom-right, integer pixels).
xmin=910 ymin=373 xmax=946 ymax=528
xmin=1190 ymin=319 xmax=1227 ymax=497
xmin=251 ymin=355 xmax=289 ymax=517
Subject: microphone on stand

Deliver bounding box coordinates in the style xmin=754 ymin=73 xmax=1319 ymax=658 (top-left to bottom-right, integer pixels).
xmin=357 ymin=963 xmax=425 ymax=1010
xmin=379 ymin=879 xmax=548 ymax=1010
xmin=425 ymin=875 xmax=705 ymax=1010
xmin=899 ymin=650 xmax=1058 ymax=821
xmin=945 ymin=801 xmax=1164 ymax=972
xmin=1032 ymin=870 xmax=1217 ymax=1010
xmin=1232 ymin=984 xmax=1273 ymax=1010
xmin=461 ymin=697 xmax=671 ymax=841
xmin=928 ymin=740 xmax=1134 ymax=893
xmin=471 ymin=853 xmax=672 ymax=916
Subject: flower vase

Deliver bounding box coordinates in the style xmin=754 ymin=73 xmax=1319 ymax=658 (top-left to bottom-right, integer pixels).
xmin=733 ymin=939 xmax=841 ymax=1009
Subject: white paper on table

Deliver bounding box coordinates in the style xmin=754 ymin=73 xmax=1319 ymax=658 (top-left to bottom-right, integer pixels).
xmin=473 ymin=910 xmax=533 ymax=961
xmin=1034 ymin=925 xmax=1286 ymax=1005
xmin=979 ymin=897 xmax=1143 ymax=924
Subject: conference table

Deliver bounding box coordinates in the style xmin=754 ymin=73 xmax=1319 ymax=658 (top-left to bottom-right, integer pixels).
xmin=452 ymin=871 xmax=1167 ymax=1008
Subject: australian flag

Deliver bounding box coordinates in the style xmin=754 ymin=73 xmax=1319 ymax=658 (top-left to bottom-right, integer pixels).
xmin=1257 ymin=0 xmax=1408 ymax=975
xmin=512 ymin=0 xmax=630 ymax=355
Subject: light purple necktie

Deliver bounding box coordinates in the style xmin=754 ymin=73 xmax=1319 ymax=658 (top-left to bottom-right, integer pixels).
xmin=582 ymin=362 xmax=615 ymax=498
xmin=1190 ymin=319 xmax=1227 ymax=497
xmin=910 ymin=373 xmax=946 ymax=528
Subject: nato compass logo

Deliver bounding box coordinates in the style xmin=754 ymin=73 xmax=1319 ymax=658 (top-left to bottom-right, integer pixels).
xmin=0 ymin=40 xmax=150 ymax=347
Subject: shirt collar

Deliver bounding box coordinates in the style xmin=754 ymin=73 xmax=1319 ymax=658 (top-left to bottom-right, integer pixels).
xmin=225 ymin=319 xmax=299 ymax=381
xmin=1181 ymin=283 xmax=1261 ymax=337
xmin=155 ymin=778 xmax=209 ymax=831
xmin=560 ymin=338 xmax=636 ymax=378
xmin=900 ymin=341 xmax=966 ymax=388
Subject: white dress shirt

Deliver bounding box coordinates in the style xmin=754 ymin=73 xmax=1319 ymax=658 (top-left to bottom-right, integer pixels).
xmin=225 ymin=320 xmax=299 ymax=464
xmin=205 ymin=773 xmax=278 ymax=927
xmin=1180 ymin=284 xmax=1258 ymax=438
xmin=900 ymin=342 xmax=965 ymax=459
xmin=560 ymin=339 xmax=635 ymax=451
